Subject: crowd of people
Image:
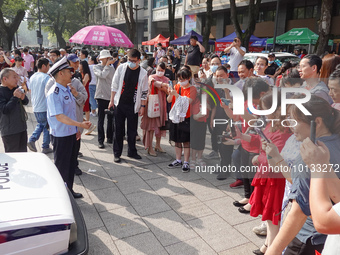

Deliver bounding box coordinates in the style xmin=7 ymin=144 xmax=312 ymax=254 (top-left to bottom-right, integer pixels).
xmin=1 ymin=35 xmax=340 ymax=254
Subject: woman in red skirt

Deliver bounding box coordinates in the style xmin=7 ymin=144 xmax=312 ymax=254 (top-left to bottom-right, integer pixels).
xmin=242 ymin=91 xmax=292 ymax=255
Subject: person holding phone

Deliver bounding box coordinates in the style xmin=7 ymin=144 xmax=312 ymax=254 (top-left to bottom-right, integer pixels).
xmin=223 ymin=37 xmax=246 ymax=79
xmin=263 ymin=95 xmax=340 ymax=255
xmin=153 ymin=43 xmax=165 ymax=65
xmin=0 ymin=51 xmax=12 ymax=71
xmin=237 ymin=91 xmax=292 ymax=255
xmin=300 ymin=137 xmax=340 ymax=255
xmin=184 ymin=35 xmax=205 ymax=77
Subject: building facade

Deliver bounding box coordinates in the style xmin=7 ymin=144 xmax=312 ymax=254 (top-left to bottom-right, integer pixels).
xmin=90 ymin=0 xmax=340 ymax=51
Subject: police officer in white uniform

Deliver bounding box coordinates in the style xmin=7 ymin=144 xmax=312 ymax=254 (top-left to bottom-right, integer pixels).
xmin=46 ymin=57 xmax=91 ymax=198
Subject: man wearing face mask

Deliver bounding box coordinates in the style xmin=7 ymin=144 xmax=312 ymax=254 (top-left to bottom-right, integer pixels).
xmin=264 ymin=53 xmax=279 ymax=78
xmin=140 ymin=52 xmax=149 ymax=70
xmin=154 ymin=43 xmax=166 ymax=65
xmin=109 ymin=49 xmax=148 ymax=163
xmin=204 ymin=56 xmax=228 ymax=161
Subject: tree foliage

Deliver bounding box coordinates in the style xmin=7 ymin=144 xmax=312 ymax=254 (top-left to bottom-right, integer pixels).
xmin=0 ymin=0 xmax=28 ymax=50
xmin=230 ymin=0 xmax=262 ymax=51
xmin=29 ymin=0 xmax=100 ymax=48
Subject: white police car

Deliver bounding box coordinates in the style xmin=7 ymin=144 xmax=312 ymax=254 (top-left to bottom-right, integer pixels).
xmin=0 ymin=153 xmax=88 ymax=255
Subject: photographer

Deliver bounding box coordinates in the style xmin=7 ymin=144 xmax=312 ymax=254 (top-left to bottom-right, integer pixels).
xmin=153 ymin=43 xmax=165 ymax=65
xmin=185 ymin=35 xmax=205 ymax=77
xmin=224 ymin=37 xmax=246 ymax=79
xmin=0 ymin=51 xmax=11 ymax=71
xmin=0 ymin=68 xmax=29 ymax=152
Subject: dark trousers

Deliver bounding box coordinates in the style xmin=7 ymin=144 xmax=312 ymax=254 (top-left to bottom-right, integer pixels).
xmin=219 ymin=143 xmax=234 ymax=167
xmin=75 ymin=138 xmax=81 ymax=168
xmin=284 ymin=237 xmax=324 ymax=255
xmin=240 ymin=146 xmax=257 ymax=199
xmin=114 ymin=103 xmax=138 ymax=157
xmin=207 ymin=114 xmax=219 ymax=152
xmin=2 ymin=131 xmax=27 ymax=152
xmin=97 ymin=99 xmax=114 ymax=144
xmin=232 ymin=147 xmax=242 ymax=179
xmin=51 ymin=134 xmax=78 ymax=191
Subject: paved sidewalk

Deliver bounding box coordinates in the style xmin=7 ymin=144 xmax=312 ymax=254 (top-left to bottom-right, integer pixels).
xmin=2 ymin=102 xmax=265 ymax=255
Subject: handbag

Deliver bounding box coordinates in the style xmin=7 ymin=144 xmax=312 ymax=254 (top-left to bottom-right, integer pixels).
xmin=147 ymin=81 xmax=160 ymax=118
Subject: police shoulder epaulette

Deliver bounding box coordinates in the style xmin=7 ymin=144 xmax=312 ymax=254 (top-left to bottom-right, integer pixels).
xmin=54 ymin=87 xmax=59 ymax=94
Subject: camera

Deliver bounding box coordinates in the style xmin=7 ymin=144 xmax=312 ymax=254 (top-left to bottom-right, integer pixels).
xmin=18 ymin=86 xmax=25 ymax=93
xmin=104 ymin=107 xmax=114 ymax=115
xmin=217 ymin=132 xmax=233 ymax=144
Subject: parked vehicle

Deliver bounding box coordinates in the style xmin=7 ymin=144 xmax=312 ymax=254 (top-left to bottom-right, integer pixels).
xmin=0 ymin=153 xmax=88 ymax=255
xmin=243 ymin=52 xmax=300 ymax=65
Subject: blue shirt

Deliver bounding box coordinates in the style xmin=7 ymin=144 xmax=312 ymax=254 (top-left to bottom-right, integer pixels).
xmin=289 ymin=134 xmax=340 ymax=245
xmin=47 ymin=82 xmax=77 ymax=137
xmin=30 ymin=72 xmax=50 ymax=112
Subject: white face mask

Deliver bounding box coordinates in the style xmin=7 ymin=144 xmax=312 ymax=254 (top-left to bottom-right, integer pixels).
xmin=156 ymin=71 xmax=165 ymax=77
xmin=179 ymin=80 xmax=189 ymax=86
xmin=158 ymin=47 xmax=162 ymax=50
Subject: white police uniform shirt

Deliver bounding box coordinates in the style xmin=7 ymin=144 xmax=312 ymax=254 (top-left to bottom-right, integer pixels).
xmin=47 ymin=82 xmax=77 ymax=137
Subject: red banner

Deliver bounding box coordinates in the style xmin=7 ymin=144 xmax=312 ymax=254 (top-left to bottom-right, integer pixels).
xmin=215 ymin=42 xmax=263 ymax=52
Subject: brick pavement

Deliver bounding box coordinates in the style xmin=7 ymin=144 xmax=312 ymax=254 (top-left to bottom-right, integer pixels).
xmin=1 ymin=101 xmax=265 ymax=255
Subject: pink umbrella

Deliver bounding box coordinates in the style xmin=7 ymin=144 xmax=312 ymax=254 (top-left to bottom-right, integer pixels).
xmin=69 ymin=25 xmax=134 ymax=48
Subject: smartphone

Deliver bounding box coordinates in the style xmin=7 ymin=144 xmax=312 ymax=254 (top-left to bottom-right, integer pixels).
xmin=310 ymin=120 xmax=316 ymax=143
xmin=255 ymin=127 xmax=271 ymax=143
xmin=169 ymin=80 xmax=173 ymax=89
xmin=221 ymin=98 xmax=231 ymax=106
xmin=230 ymin=123 xmax=236 ymax=137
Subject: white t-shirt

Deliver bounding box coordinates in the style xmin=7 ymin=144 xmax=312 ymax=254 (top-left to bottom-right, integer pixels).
xmin=258 ymin=75 xmax=274 ymax=86
xmin=228 ymin=46 xmax=246 ymax=72
xmin=322 ymin=203 xmax=340 ymax=255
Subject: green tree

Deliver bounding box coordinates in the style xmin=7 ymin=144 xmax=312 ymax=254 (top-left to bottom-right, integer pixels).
xmin=78 ymin=0 xmax=102 ymax=26
xmin=230 ymin=0 xmax=262 ymax=51
xmin=29 ymin=0 xmax=100 ymax=48
xmin=0 ymin=0 xmax=28 ymax=50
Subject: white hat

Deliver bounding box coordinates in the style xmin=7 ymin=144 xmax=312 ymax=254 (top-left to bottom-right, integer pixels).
xmin=99 ymin=50 xmax=111 ymax=59
xmin=47 ymin=56 xmax=73 ymax=77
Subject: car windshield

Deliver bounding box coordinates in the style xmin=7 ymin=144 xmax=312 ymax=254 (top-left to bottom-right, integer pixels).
xmin=243 ymin=54 xmax=300 ymax=64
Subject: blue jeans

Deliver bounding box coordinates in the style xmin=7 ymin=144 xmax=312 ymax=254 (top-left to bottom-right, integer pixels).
xmin=89 ymin=85 xmax=97 ymax=110
xmin=29 ymin=112 xmax=50 ymax=148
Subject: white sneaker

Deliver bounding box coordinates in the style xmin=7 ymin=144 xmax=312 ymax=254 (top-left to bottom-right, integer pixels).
xmin=90 ymin=112 xmax=97 ymax=117
xmin=85 ymin=124 xmax=96 ymax=135
xmin=253 ymin=222 xmax=267 ymax=236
